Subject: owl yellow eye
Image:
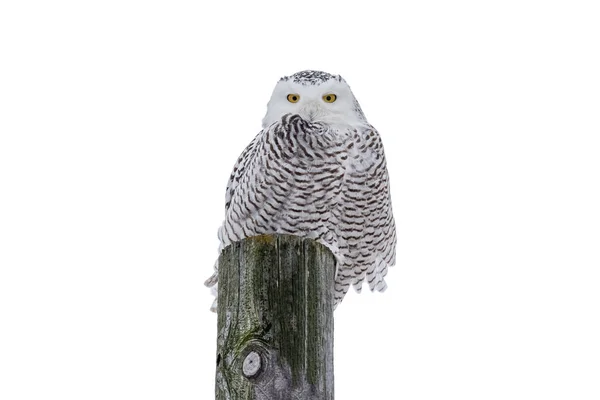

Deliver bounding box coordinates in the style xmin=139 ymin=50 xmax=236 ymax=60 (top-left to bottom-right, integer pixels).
xmin=322 ymin=94 xmax=337 ymax=103
xmin=287 ymin=94 xmax=300 ymax=103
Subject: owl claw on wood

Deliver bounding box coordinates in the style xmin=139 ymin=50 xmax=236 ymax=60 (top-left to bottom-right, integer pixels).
xmin=206 ymin=70 xmax=397 ymax=311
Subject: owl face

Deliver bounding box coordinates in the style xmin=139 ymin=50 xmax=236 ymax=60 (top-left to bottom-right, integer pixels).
xmin=262 ymin=71 xmax=366 ymax=129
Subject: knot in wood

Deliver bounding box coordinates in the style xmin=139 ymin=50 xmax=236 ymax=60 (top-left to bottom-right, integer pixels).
xmin=242 ymin=351 xmax=261 ymax=378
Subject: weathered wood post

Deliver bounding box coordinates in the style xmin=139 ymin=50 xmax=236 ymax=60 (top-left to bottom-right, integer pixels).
xmin=215 ymin=234 xmax=335 ymax=400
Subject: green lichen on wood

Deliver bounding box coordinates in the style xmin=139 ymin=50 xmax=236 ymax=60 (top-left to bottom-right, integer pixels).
xmin=215 ymin=235 xmax=335 ymax=400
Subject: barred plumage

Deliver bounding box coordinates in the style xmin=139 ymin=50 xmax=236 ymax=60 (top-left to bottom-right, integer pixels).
xmin=205 ymin=71 xmax=396 ymax=311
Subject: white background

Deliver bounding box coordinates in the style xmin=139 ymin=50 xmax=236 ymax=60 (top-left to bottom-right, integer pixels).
xmin=1 ymin=1 xmax=599 ymax=399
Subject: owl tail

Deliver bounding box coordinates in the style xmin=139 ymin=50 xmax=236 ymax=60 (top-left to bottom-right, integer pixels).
xmin=204 ymin=260 xmax=219 ymax=313
xmin=208 ymin=284 xmax=218 ymax=313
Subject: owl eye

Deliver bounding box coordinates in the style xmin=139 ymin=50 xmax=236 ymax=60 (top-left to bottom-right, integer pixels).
xmin=322 ymin=94 xmax=337 ymax=103
xmin=287 ymin=94 xmax=300 ymax=103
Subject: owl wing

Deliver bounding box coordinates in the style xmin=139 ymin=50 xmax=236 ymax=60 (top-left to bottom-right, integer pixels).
xmin=224 ymin=132 xmax=261 ymax=212
xmin=203 ymin=131 xmax=262 ymax=294
xmin=334 ymin=125 xmax=396 ymax=303
xmin=360 ymin=126 xmax=397 ymax=290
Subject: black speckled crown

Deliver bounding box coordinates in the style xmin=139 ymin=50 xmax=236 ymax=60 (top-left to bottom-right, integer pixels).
xmin=280 ymin=70 xmax=343 ymax=85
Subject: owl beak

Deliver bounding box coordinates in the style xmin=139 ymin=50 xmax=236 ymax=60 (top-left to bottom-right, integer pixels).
xmin=301 ymin=102 xmax=321 ymax=122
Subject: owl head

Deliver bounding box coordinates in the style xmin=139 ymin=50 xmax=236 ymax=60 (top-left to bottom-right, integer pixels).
xmin=262 ymin=70 xmax=367 ymax=128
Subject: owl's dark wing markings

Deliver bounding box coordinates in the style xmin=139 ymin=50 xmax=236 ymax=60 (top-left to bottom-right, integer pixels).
xmin=224 ymin=132 xmax=262 ymax=212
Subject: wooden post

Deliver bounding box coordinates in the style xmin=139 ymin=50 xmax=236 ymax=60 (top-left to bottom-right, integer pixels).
xmin=215 ymin=234 xmax=335 ymax=400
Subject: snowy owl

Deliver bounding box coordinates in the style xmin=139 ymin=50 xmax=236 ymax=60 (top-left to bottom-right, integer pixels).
xmin=205 ymin=70 xmax=396 ymax=311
